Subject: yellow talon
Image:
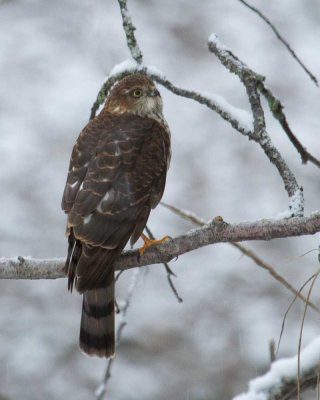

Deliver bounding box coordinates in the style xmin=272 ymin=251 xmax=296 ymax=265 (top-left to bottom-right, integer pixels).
xmin=139 ymin=233 xmax=171 ymax=256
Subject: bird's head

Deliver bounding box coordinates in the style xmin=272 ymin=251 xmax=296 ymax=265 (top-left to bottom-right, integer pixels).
xmin=104 ymin=74 xmax=163 ymax=120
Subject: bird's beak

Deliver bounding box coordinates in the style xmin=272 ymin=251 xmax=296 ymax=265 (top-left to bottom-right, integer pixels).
xmin=149 ymin=88 xmax=160 ymax=97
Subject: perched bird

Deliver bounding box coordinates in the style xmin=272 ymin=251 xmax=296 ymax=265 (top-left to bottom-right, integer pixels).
xmin=61 ymin=73 xmax=171 ymax=358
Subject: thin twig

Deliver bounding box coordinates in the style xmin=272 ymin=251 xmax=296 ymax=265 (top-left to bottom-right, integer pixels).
xmin=161 ymin=202 xmax=320 ymax=313
xmin=235 ymin=336 xmax=320 ymax=400
xmin=297 ymin=269 xmax=320 ymax=400
xmin=275 ymin=274 xmax=318 ymax=357
xmin=238 ymin=0 xmax=318 ymax=87
xmin=258 ymin=84 xmax=320 ymax=168
xmin=145 ymin=225 xmax=183 ymax=303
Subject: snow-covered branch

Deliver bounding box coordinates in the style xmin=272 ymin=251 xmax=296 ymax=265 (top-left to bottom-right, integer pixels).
xmin=90 ymin=60 xmax=253 ymax=134
xmin=2 ymin=213 xmax=320 ymax=280
xmin=234 ymin=336 xmax=320 ymax=400
xmin=90 ymin=30 xmax=307 ymax=217
xmin=208 ymin=35 xmax=303 ymax=214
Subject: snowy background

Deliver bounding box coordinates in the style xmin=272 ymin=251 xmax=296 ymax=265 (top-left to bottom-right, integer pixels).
xmin=1 ymin=0 xmax=320 ymax=399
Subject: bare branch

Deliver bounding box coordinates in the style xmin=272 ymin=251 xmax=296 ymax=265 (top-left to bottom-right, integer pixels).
xmin=208 ymin=34 xmax=303 ymax=214
xmin=161 ymin=202 xmax=320 ymax=313
xmin=2 ymin=213 xmax=320 ymax=280
xmin=145 ymin=225 xmax=183 ymax=303
xmin=275 ymin=274 xmax=317 ymax=357
xmin=258 ymin=85 xmax=320 ymax=168
xmin=297 ymin=270 xmax=320 ymax=399
xmin=232 ymin=242 xmax=320 ymax=314
xmin=238 ymin=0 xmax=318 ymax=87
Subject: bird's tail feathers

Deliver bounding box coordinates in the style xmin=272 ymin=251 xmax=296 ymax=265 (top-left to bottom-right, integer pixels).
xmin=80 ymin=285 xmax=115 ymax=358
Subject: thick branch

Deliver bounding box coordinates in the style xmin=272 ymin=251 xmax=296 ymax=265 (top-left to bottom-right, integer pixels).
xmin=161 ymin=202 xmax=320 ymax=313
xmin=1 ymin=213 xmax=320 ymax=280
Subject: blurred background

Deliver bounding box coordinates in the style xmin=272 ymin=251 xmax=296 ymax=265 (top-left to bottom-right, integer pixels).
xmin=0 ymin=0 xmax=320 ymax=399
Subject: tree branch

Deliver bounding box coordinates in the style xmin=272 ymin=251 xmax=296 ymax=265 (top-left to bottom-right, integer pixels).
xmin=238 ymin=0 xmax=318 ymax=87
xmin=117 ymin=0 xmax=143 ymax=64
xmin=208 ymin=34 xmax=304 ymax=214
xmin=234 ymin=336 xmax=320 ymax=400
xmin=258 ymin=84 xmax=320 ymax=168
xmin=161 ymin=202 xmax=320 ymax=313
xmin=2 ymin=213 xmax=320 ymax=280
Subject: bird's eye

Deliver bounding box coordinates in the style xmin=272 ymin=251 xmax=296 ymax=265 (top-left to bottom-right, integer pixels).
xmin=132 ymin=89 xmax=142 ymax=97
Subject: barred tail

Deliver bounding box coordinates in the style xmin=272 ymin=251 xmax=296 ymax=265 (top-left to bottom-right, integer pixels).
xmin=79 ymin=284 xmax=115 ymax=358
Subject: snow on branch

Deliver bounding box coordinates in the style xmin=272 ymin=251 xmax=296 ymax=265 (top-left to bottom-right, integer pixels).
xmin=2 ymin=213 xmax=320 ymax=280
xmin=91 ymin=28 xmax=309 ymax=217
xmin=208 ymin=34 xmax=304 ymax=214
xmin=234 ymin=336 xmax=320 ymax=400
xmin=90 ymin=59 xmax=254 ymax=134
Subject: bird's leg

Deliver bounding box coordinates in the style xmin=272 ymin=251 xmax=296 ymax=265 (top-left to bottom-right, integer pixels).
xmin=138 ymin=233 xmax=171 ymax=256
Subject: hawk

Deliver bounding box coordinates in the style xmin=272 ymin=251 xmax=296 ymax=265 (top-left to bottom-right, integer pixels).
xmin=61 ymin=73 xmax=171 ymax=358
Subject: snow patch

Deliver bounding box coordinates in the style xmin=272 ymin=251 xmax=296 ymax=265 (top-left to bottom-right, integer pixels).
xmin=208 ymin=33 xmax=229 ymax=51
xmin=203 ymin=91 xmax=253 ymax=132
xmin=109 ymin=59 xmax=139 ymax=77
xmin=234 ymin=336 xmax=320 ymax=400
xmin=146 ymin=65 xmax=166 ymax=80
xmin=276 ymin=189 xmax=304 ymax=218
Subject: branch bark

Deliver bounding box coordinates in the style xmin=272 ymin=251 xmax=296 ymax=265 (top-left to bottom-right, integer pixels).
xmin=2 ymin=213 xmax=320 ymax=280
xmin=208 ymin=35 xmax=304 ymax=214
xmin=160 ymin=202 xmax=320 ymax=313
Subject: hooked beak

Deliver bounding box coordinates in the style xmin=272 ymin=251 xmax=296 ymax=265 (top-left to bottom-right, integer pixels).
xmin=149 ymin=88 xmax=160 ymax=97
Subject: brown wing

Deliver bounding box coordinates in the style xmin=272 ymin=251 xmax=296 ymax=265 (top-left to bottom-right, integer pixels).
xmin=62 ymin=112 xmax=170 ymax=292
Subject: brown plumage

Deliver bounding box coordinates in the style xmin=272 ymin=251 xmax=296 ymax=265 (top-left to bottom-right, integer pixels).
xmin=61 ymin=74 xmax=171 ymax=358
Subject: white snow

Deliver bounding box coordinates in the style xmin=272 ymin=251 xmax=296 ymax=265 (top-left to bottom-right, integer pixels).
xmin=276 ymin=188 xmax=304 ymax=218
xmin=234 ymin=336 xmax=320 ymax=400
xmin=109 ymin=59 xmax=139 ymax=78
xmin=202 ymin=91 xmax=253 ymax=132
xmin=208 ymin=33 xmax=229 ymax=51
xmin=1 ymin=1 xmax=320 ymax=399
xmin=146 ymin=65 xmax=167 ymax=80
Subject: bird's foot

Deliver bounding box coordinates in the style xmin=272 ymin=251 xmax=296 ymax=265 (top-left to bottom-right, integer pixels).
xmin=138 ymin=233 xmax=171 ymax=256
